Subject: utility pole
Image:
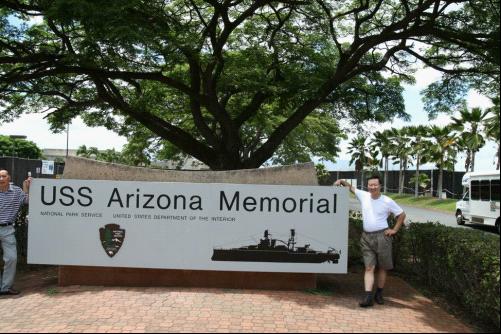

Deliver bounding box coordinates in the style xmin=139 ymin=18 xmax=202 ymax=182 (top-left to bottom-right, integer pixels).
xmin=9 ymin=135 xmax=27 ymax=184
xmin=66 ymin=122 xmax=70 ymax=158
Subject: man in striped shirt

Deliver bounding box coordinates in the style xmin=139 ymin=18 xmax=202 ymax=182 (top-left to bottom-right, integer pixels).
xmin=0 ymin=169 xmax=32 ymax=296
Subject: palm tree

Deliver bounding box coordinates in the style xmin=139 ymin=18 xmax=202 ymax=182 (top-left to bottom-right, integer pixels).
xmin=347 ymin=135 xmax=371 ymax=189
xmin=483 ymin=97 xmax=500 ymax=170
xmin=451 ymin=107 xmax=489 ymax=172
xmin=76 ymin=145 xmax=100 ymax=159
xmin=388 ymin=128 xmax=412 ymax=195
xmin=408 ymin=173 xmax=430 ymax=194
xmin=370 ymin=129 xmax=393 ymax=193
xmin=406 ymin=125 xmax=430 ymax=197
xmin=427 ymin=125 xmax=459 ymax=198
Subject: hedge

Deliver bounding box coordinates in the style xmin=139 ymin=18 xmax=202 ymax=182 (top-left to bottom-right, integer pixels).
xmin=349 ymin=215 xmax=500 ymax=329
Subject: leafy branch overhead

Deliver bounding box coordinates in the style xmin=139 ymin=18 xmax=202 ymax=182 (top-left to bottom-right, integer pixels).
xmin=1 ymin=0 xmax=498 ymax=169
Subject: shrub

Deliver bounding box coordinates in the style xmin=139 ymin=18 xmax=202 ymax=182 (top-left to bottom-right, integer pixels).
xmin=348 ymin=218 xmax=500 ymax=329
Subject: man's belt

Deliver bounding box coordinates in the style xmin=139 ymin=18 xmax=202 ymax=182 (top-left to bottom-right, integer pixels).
xmin=0 ymin=222 xmax=13 ymax=227
xmin=363 ymin=228 xmax=387 ymax=234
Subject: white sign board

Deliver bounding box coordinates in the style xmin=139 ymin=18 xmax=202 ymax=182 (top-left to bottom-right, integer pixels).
xmin=41 ymin=160 xmax=55 ymax=175
xmin=28 ymin=179 xmax=349 ymax=273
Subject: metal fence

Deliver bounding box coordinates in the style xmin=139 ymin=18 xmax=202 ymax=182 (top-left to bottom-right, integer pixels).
xmin=326 ymin=169 xmax=466 ymax=199
xmin=0 ymin=157 xmax=65 ymax=187
xmin=0 ymin=157 xmax=466 ymax=199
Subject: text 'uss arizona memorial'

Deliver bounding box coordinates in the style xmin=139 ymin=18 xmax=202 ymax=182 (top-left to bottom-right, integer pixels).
xmin=39 ymin=186 xmax=338 ymax=214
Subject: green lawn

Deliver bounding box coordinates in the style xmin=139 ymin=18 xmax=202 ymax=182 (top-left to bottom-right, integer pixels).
xmin=384 ymin=193 xmax=458 ymax=214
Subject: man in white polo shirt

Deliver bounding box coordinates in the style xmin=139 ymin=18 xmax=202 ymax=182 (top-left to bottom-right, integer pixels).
xmin=335 ymin=175 xmax=406 ymax=307
xmin=0 ymin=169 xmax=32 ymax=296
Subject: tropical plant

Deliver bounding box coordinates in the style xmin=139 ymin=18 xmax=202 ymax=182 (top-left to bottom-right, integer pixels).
xmin=76 ymin=145 xmax=100 ymax=159
xmin=451 ymin=106 xmax=489 ymax=172
xmin=370 ymin=129 xmax=394 ymax=193
xmin=408 ymin=173 xmax=431 ymax=195
xmin=427 ymin=125 xmax=459 ymax=197
xmin=387 ymin=128 xmax=412 ymax=194
xmin=347 ymin=134 xmax=371 ymax=189
xmin=315 ymin=163 xmax=331 ymax=186
xmin=483 ymin=97 xmax=500 ymax=170
xmin=405 ymin=125 xmax=431 ymax=197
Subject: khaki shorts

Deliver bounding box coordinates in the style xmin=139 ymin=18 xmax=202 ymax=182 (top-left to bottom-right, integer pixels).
xmin=360 ymin=229 xmax=393 ymax=270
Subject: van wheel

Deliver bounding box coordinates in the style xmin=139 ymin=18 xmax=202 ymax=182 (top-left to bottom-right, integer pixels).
xmin=496 ymin=218 xmax=500 ymax=234
xmin=456 ymin=211 xmax=465 ymax=225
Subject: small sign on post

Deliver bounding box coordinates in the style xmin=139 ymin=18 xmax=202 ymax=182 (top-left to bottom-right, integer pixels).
xmin=41 ymin=160 xmax=55 ymax=175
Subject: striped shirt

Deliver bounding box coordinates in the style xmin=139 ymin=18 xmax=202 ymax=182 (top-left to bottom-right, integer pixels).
xmin=0 ymin=184 xmax=27 ymax=225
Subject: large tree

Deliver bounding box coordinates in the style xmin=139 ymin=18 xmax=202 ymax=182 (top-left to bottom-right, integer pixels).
xmin=0 ymin=134 xmax=42 ymax=158
xmin=1 ymin=0 xmax=497 ymax=170
xmin=419 ymin=0 xmax=500 ymax=119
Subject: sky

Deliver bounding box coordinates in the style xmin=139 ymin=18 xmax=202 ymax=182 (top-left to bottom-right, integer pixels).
xmin=0 ymin=68 xmax=497 ymax=172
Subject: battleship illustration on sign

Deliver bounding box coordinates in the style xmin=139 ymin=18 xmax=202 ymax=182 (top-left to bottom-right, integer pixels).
xmin=211 ymin=229 xmax=340 ymax=263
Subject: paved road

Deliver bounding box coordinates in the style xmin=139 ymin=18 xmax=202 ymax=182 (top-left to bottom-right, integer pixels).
xmin=349 ymin=198 xmax=497 ymax=233
xmin=349 ymin=198 xmax=456 ymax=226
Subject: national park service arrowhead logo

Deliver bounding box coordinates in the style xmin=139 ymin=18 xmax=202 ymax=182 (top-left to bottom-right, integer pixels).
xmin=99 ymin=224 xmax=125 ymax=258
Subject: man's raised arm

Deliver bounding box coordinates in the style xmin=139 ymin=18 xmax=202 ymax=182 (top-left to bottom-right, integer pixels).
xmin=334 ymin=179 xmax=356 ymax=194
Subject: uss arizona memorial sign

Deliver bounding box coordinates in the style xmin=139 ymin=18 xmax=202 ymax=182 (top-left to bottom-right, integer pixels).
xmin=38 ymin=185 xmax=340 ymax=214
xmin=28 ymin=179 xmax=349 ymax=274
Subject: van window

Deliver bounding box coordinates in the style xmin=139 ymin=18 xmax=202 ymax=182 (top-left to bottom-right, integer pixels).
xmin=480 ymin=180 xmax=490 ymax=201
xmin=491 ymin=180 xmax=500 ymax=201
xmin=471 ymin=180 xmax=480 ymax=200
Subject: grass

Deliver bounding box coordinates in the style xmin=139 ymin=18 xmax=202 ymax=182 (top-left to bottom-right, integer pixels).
xmin=384 ymin=192 xmax=457 ymax=213
xmin=303 ymin=287 xmax=334 ymax=296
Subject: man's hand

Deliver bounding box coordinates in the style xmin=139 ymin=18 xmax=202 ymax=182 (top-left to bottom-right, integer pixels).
xmin=334 ymin=179 xmax=355 ymax=194
xmin=23 ymin=177 xmax=32 ymax=193
xmin=386 ymin=213 xmax=406 ymax=237
xmin=384 ymin=228 xmax=398 ymax=236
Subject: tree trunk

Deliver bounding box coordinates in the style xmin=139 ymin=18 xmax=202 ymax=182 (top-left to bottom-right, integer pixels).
xmin=414 ymin=155 xmax=419 ymax=197
xmin=497 ymin=143 xmax=500 ymax=170
xmin=398 ymin=159 xmax=403 ymax=194
xmin=430 ymin=168 xmax=434 ymax=197
xmin=471 ymin=150 xmax=475 ymax=172
xmin=384 ymin=157 xmax=388 ymax=193
xmin=402 ymin=157 xmax=408 ymax=195
xmin=437 ymin=163 xmax=444 ymax=198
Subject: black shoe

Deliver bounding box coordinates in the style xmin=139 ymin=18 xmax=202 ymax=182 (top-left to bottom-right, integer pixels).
xmin=374 ymin=292 xmax=384 ymax=305
xmin=359 ymin=295 xmax=374 ymax=307
xmin=0 ymin=288 xmax=20 ymax=296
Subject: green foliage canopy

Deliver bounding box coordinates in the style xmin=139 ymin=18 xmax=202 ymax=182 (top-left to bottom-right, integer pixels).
xmin=0 ymin=134 xmax=42 ymax=158
xmin=1 ymin=1 xmax=496 ymax=170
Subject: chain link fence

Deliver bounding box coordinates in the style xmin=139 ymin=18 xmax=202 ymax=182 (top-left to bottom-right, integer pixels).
xmin=326 ymin=169 xmax=465 ymax=199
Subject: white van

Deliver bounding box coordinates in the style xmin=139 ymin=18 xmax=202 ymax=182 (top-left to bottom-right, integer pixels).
xmin=456 ymin=171 xmax=500 ymax=233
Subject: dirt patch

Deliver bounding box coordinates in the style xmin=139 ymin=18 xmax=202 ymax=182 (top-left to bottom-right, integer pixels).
xmin=15 ymin=265 xmax=58 ymax=292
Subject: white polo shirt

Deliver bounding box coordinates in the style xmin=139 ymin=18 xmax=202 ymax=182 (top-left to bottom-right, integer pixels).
xmin=355 ymin=189 xmax=404 ymax=232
